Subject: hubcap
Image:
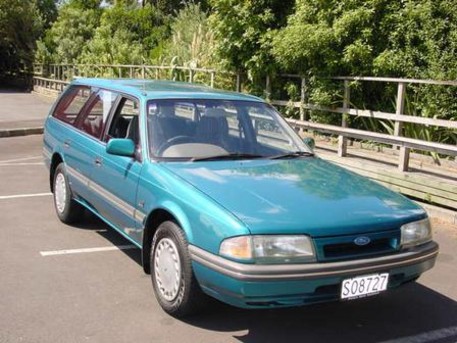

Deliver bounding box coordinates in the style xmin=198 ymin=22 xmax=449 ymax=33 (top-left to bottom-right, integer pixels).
xmin=154 ymin=238 xmax=181 ymax=301
xmin=54 ymin=172 xmax=67 ymax=214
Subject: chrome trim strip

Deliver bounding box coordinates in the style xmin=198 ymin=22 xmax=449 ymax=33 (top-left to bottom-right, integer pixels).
xmin=189 ymin=242 xmax=439 ymax=282
xmin=89 ymin=181 xmax=135 ymax=217
xmin=66 ymin=166 xmax=90 ymax=186
xmin=133 ymin=209 xmax=146 ymax=223
xmin=66 ymin=165 xmax=147 ymax=223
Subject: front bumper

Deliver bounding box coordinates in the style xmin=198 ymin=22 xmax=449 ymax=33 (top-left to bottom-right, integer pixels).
xmin=190 ymin=241 xmax=438 ymax=308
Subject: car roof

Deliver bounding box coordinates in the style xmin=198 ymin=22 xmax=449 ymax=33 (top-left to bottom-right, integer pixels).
xmin=72 ymin=78 xmax=264 ymax=102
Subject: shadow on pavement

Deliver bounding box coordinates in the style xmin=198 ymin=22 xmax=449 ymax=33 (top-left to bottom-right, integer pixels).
xmin=72 ymin=211 xmax=142 ymax=266
xmin=74 ymin=211 xmax=457 ymax=343
xmin=0 ymin=88 xmax=30 ymax=94
xmin=184 ymin=284 xmax=457 ymax=342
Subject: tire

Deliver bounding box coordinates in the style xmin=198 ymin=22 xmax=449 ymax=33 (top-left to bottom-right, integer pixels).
xmin=53 ymin=163 xmax=84 ymax=224
xmin=151 ymin=221 xmax=207 ymax=317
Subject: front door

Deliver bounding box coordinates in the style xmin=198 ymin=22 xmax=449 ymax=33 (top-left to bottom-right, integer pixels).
xmin=89 ymin=96 xmax=144 ymax=245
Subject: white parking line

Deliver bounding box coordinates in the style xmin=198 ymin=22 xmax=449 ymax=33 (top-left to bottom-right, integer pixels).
xmin=40 ymin=245 xmax=137 ymax=256
xmin=0 ymin=162 xmax=44 ymax=166
xmin=0 ymin=156 xmax=42 ymax=164
xmin=0 ymin=192 xmax=52 ymax=200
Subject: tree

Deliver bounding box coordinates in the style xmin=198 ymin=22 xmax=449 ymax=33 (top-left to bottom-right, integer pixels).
xmin=36 ymin=0 xmax=58 ymax=29
xmin=209 ymin=0 xmax=294 ymax=91
xmin=79 ymin=2 xmax=169 ymax=65
xmin=35 ymin=0 xmax=102 ymax=63
xmin=0 ymin=0 xmax=43 ymax=77
xmin=161 ymin=3 xmax=214 ymax=67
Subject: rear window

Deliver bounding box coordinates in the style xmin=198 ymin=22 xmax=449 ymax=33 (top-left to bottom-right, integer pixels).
xmin=52 ymin=85 xmax=91 ymax=125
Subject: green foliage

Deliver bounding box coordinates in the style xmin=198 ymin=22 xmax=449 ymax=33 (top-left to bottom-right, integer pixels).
xmin=36 ymin=1 xmax=102 ymax=63
xmin=0 ymin=0 xmax=43 ymax=76
xmin=148 ymin=0 xmax=209 ymax=15
xmin=160 ymin=3 xmax=214 ymax=68
xmin=36 ymin=0 xmax=58 ymax=29
xmin=209 ymin=0 xmax=294 ymax=86
xmin=79 ymin=2 xmax=169 ymax=65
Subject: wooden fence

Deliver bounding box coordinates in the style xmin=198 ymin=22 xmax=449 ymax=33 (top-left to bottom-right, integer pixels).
xmin=33 ymin=64 xmax=457 ymax=173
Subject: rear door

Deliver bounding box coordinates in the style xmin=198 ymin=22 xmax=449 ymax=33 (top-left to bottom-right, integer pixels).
xmin=69 ymin=88 xmax=118 ymax=206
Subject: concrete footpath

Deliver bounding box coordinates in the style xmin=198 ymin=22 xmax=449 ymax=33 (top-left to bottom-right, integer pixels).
xmin=0 ymin=89 xmax=53 ymax=137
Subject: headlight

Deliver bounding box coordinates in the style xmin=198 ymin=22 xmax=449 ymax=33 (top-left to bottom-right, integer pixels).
xmin=219 ymin=235 xmax=316 ymax=263
xmin=400 ymin=218 xmax=432 ymax=248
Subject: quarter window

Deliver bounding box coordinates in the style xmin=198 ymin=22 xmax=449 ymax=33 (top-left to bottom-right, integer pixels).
xmin=52 ymin=85 xmax=90 ymax=125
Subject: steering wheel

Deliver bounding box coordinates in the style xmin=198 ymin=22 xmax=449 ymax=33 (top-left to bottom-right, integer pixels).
xmin=156 ymin=135 xmax=197 ymax=156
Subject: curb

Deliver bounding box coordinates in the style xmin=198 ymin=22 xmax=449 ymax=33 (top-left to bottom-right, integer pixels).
xmin=0 ymin=127 xmax=44 ymax=138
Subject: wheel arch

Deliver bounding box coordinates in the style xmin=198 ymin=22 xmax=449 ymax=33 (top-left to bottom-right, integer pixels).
xmin=141 ymin=206 xmax=192 ymax=274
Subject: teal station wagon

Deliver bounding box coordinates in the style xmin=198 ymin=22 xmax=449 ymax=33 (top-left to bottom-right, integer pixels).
xmin=43 ymin=78 xmax=438 ymax=317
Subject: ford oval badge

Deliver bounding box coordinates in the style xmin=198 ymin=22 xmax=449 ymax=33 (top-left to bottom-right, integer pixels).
xmin=354 ymin=236 xmax=371 ymax=246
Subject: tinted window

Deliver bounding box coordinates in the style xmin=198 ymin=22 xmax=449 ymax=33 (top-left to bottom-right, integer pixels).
xmin=79 ymin=89 xmax=117 ymax=139
xmin=52 ymin=85 xmax=90 ymax=125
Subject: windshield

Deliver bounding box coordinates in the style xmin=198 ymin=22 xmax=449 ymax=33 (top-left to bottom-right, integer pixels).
xmin=146 ymin=99 xmax=312 ymax=160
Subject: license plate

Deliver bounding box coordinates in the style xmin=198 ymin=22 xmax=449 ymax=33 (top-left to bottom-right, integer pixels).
xmin=341 ymin=273 xmax=389 ymax=300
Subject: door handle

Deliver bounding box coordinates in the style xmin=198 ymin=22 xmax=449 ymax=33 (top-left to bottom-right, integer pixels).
xmin=63 ymin=140 xmax=71 ymax=148
xmin=94 ymin=158 xmax=102 ymax=167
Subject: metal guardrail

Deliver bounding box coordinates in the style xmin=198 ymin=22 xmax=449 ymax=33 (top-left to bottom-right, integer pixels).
xmin=32 ymin=64 xmax=457 ymax=172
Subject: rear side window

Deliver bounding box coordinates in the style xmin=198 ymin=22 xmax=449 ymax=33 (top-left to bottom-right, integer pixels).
xmin=52 ymin=86 xmax=91 ymax=125
xmin=79 ymin=89 xmax=118 ymax=139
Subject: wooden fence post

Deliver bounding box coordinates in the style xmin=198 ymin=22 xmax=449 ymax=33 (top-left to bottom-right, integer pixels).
xmin=189 ymin=68 xmax=194 ymax=83
xmin=338 ymin=80 xmax=350 ymax=157
xmin=395 ymin=82 xmax=410 ymax=171
xmin=265 ymin=75 xmax=271 ymax=101
xmin=235 ymin=72 xmax=241 ymax=92
xmin=299 ymin=77 xmax=306 ymax=134
xmin=210 ymin=71 xmax=215 ymax=88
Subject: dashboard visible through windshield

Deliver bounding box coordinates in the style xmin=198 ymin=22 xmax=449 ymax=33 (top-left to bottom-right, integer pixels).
xmin=146 ymin=99 xmax=311 ymax=160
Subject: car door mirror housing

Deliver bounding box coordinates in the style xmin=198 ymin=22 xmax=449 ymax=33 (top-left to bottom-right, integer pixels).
xmin=303 ymin=137 xmax=315 ymax=151
xmin=106 ymin=138 xmax=135 ymax=157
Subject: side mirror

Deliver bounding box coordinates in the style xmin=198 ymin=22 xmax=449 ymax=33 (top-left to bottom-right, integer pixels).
xmin=106 ymin=138 xmax=135 ymax=157
xmin=303 ymin=137 xmax=315 ymax=151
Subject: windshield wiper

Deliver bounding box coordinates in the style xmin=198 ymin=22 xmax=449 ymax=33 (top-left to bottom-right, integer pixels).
xmin=269 ymin=151 xmax=314 ymax=159
xmin=191 ymin=153 xmax=264 ymax=162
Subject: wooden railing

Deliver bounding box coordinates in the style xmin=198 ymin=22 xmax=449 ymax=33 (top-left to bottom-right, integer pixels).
xmin=270 ymin=76 xmax=457 ymax=171
xmin=33 ymin=63 xmax=241 ymax=90
xmin=33 ymin=64 xmax=457 ymax=172
xmin=33 ymin=76 xmax=69 ymax=92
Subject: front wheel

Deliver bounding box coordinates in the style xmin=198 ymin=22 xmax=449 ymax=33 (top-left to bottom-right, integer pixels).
xmin=151 ymin=221 xmax=207 ymax=317
xmin=53 ymin=163 xmax=84 ymax=224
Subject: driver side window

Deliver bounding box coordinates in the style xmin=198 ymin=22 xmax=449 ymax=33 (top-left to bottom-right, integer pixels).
xmin=106 ymin=97 xmax=141 ymax=157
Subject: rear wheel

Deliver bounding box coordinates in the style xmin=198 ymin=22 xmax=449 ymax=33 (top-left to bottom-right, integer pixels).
xmin=53 ymin=163 xmax=84 ymax=224
xmin=151 ymin=221 xmax=207 ymax=317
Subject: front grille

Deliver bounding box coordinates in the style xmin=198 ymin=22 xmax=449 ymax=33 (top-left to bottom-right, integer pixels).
xmin=314 ymin=230 xmax=400 ymax=262
xmin=323 ymin=238 xmax=393 ymax=259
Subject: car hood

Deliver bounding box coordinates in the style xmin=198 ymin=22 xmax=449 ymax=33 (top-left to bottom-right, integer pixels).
xmin=162 ymin=158 xmax=426 ymax=237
